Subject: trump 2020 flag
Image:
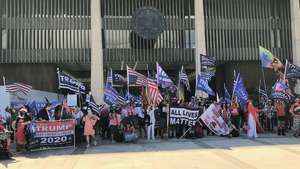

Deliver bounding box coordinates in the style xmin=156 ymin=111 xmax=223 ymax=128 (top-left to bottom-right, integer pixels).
xmin=233 ymin=73 xmax=248 ymax=107
xmin=196 ymin=74 xmax=215 ymax=96
xmin=286 ymin=62 xmax=300 ymax=79
xmin=57 ymin=69 xmax=86 ymax=93
xmin=156 ymin=63 xmax=174 ymax=88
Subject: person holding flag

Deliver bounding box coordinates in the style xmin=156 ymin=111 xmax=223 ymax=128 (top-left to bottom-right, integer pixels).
xmin=230 ymin=97 xmax=241 ymax=130
xmin=231 ymin=72 xmax=248 ymax=130
xmin=246 ymin=99 xmax=262 ymax=139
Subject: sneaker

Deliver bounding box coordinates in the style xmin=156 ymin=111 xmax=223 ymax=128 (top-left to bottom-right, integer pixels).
xmin=93 ymin=141 xmax=97 ymax=146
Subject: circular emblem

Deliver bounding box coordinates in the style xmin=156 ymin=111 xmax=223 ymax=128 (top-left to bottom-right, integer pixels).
xmin=132 ymin=7 xmax=166 ymax=40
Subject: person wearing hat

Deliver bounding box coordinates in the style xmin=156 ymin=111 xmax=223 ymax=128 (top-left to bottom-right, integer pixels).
xmin=37 ymin=103 xmax=52 ymax=121
xmin=15 ymin=110 xmax=30 ymax=152
xmin=82 ymin=108 xmax=99 ymax=148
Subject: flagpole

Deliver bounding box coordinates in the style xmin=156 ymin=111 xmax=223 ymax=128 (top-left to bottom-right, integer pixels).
xmin=261 ymin=64 xmax=267 ymax=91
xmin=2 ymin=76 xmax=6 ymax=86
xmin=284 ymin=59 xmax=288 ymax=80
xmin=110 ymin=68 xmax=113 ymax=87
xmin=126 ymin=65 xmax=130 ymax=94
xmin=231 ymin=73 xmax=240 ymax=99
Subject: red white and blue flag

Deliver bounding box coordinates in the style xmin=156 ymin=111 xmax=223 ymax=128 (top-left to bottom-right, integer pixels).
xmin=6 ymin=82 xmax=32 ymax=95
xmin=147 ymin=78 xmax=163 ymax=105
xmin=127 ymin=66 xmax=147 ymax=86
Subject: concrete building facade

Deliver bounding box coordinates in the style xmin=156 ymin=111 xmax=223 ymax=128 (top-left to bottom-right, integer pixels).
xmin=0 ymin=0 xmax=297 ymax=103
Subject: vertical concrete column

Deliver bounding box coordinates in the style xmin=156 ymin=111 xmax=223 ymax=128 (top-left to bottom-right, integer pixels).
xmin=291 ymin=0 xmax=300 ymax=94
xmin=195 ymin=0 xmax=207 ymax=97
xmin=91 ymin=0 xmax=104 ymax=104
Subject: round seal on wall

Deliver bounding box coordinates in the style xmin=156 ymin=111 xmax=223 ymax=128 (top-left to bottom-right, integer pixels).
xmin=132 ymin=7 xmax=166 ymax=40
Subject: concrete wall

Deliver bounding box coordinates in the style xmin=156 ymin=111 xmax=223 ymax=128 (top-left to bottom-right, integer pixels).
xmin=291 ymin=0 xmax=300 ymax=94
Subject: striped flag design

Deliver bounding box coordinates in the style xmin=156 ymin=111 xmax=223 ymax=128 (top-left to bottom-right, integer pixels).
xmin=6 ymin=83 xmax=32 ymax=95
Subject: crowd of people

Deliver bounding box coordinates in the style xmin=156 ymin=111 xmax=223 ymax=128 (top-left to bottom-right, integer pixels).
xmin=1 ymin=94 xmax=300 ymax=159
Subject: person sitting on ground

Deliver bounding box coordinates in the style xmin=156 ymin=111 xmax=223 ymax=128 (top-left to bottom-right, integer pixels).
xmin=124 ymin=123 xmax=138 ymax=143
xmin=82 ymin=109 xmax=99 ymax=148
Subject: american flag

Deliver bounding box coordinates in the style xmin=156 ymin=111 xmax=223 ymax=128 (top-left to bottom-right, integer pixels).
xmin=104 ymin=84 xmax=126 ymax=106
xmin=147 ymin=78 xmax=163 ymax=105
xmin=179 ymin=66 xmax=190 ymax=91
xmin=200 ymin=54 xmax=216 ymax=67
xmin=86 ymin=95 xmax=105 ymax=114
xmin=6 ymin=83 xmax=32 ymax=95
xmin=127 ymin=66 xmax=147 ymax=86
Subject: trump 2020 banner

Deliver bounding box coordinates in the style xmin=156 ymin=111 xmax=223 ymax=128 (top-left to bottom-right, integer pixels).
xmin=200 ymin=103 xmax=230 ymax=136
xmin=27 ymin=120 xmax=75 ymax=150
xmin=169 ymin=107 xmax=199 ymax=127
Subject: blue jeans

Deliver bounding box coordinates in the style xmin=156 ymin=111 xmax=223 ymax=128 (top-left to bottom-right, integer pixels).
xmin=124 ymin=132 xmax=138 ymax=142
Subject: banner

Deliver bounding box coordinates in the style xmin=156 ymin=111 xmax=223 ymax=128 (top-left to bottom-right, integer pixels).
xmin=200 ymin=103 xmax=230 ymax=136
xmin=57 ymin=70 xmax=86 ymax=93
xmin=169 ymin=107 xmax=200 ymax=127
xmin=27 ymin=120 xmax=75 ymax=150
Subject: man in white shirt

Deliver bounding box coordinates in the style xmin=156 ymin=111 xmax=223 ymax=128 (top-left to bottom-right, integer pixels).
xmin=147 ymin=105 xmax=156 ymax=140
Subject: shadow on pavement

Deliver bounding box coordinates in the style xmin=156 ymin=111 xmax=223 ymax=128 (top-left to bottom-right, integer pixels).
xmin=1 ymin=134 xmax=299 ymax=162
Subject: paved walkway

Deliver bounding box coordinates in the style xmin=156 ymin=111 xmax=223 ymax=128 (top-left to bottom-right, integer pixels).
xmin=1 ymin=137 xmax=300 ymax=169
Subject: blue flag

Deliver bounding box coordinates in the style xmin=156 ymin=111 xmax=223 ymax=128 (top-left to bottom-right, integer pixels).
xmin=233 ymin=73 xmax=248 ymax=107
xmin=196 ymin=74 xmax=215 ymax=96
xmin=104 ymin=84 xmax=125 ymax=106
xmin=113 ymin=73 xmax=126 ymax=85
xmin=28 ymin=101 xmax=39 ymax=117
xmin=156 ymin=63 xmax=175 ymax=88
